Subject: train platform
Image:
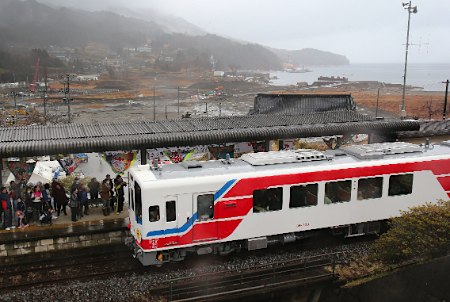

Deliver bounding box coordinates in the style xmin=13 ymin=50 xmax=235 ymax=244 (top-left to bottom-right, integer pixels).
xmin=0 ymin=203 xmax=129 ymax=245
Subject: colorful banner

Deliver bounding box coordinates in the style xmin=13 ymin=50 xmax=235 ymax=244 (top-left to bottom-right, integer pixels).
xmin=7 ymin=160 xmax=36 ymax=183
xmin=162 ymin=149 xmax=195 ymax=163
xmin=58 ymin=157 xmax=79 ymax=174
xmin=208 ymin=145 xmax=234 ymax=160
xmin=102 ymin=151 xmax=137 ymax=175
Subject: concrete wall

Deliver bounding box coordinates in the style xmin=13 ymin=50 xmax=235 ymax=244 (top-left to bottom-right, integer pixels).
xmin=0 ymin=230 xmax=129 ymax=262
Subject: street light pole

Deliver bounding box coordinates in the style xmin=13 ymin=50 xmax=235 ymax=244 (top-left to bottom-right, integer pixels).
xmin=64 ymin=74 xmax=72 ymax=123
xmin=400 ymin=1 xmax=417 ymax=119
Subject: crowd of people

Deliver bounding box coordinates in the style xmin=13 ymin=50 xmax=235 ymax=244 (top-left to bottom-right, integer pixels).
xmin=0 ymin=174 xmax=127 ymax=230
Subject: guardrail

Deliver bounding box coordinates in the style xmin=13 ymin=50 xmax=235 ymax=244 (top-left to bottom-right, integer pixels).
xmin=151 ymin=252 xmax=341 ymax=301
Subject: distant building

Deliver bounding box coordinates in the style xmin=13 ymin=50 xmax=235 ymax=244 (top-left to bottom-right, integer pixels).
xmin=213 ymin=71 xmax=225 ymax=77
xmin=75 ymin=75 xmax=99 ymax=82
xmin=137 ymin=45 xmax=152 ymax=53
xmin=249 ymin=93 xmax=356 ymax=115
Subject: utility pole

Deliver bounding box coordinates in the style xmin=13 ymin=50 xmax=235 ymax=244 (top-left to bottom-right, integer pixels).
xmin=153 ymin=87 xmax=156 ymax=121
xmin=64 ymin=74 xmax=72 ymax=123
xmin=400 ymin=1 xmax=418 ymax=119
xmin=375 ymin=88 xmax=380 ymax=118
xmin=43 ymin=67 xmax=48 ymax=125
xmin=443 ymin=79 xmax=449 ymax=120
xmin=13 ymin=91 xmax=17 ymax=125
xmin=177 ymin=86 xmax=180 ymax=116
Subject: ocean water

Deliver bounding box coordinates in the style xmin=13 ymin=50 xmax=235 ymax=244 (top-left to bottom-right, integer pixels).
xmin=270 ymin=63 xmax=450 ymax=91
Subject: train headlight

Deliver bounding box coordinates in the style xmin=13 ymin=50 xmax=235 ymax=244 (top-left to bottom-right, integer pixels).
xmin=136 ymin=228 xmax=142 ymax=243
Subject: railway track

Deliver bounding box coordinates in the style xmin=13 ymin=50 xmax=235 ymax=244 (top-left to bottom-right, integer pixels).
xmin=0 ymin=244 xmax=143 ymax=292
xmin=0 ymin=233 xmax=373 ymax=301
xmin=149 ymin=252 xmax=340 ymax=301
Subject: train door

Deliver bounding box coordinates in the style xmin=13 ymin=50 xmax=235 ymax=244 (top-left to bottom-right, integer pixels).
xmin=128 ymin=174 xmax=135 ymax=224
xmin=192 ymin=193 xmax=218 ymax=242
xmin=132 ymin=181 xmax=144 ymax=243
xmin=163 ymin=197 xmax=179 ymax=245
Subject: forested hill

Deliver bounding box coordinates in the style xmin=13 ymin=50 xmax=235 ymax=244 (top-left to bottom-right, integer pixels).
xmin=0 ymin=0 xmax=281 ymax=70
xmin=272 ymin=48 xmax=350 ymax=66
xmin=0 ymin=0 xmax=348 ymax=74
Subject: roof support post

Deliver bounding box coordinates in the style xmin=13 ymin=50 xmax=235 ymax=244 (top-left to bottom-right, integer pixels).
xmin=0 ymin=159 xmax=2 ymax=186
xmin=140 ymin=149 xmax=147 ymax=165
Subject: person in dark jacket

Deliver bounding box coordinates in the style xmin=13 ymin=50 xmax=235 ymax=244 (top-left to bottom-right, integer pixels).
xmin=1 ymin=187 xmax=14 ymax=230
xmin=78 ymin=184 xmax=89 ymax=216
xmin=0 ymin=187 xmax=9 ymax=230
xmin=52 ymin=180 xmax=68 ymax=216
xmin=100 ymin=179 xmax=111 ymax=216
xmin=87 ymin=177 xmax=100 ymax=204
xmin=105 ymin=174 xmax=114 ymax=212
xmin=15 ymin=197 xmax=28 ymax=228
xmin=42 ymin=183 xmax=52 ymax=208
xmin=114 ymin=175 xmax=127 ymax=214
xmin=69 ymin=188 xmax=79 ymax=222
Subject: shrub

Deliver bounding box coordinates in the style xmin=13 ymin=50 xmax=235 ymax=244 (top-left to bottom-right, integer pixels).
xmin=369 ymin=200 xmax=450 ymax=264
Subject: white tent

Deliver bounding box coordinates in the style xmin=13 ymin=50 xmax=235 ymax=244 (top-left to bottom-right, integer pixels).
xmin=28 ymin=161 xmax=65 ymax=185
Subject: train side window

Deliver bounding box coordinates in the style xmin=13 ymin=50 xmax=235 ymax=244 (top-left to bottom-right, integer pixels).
xmin=290 ymin=184 xmax=318 ymax=208
xmin=357 ymin=177 xmax=383 ymax=200
xmin=130 ymin=188 xmax=135 ymax=211
xmin=135 ymin=182 xmax=142 ymax=224
xmin=388 ymin=174 xmax=413 ymax=196
xmin=325 ymin=180 xmax=351 ymax=204
xmin=149 ymin=206 xmax=160 ymax=222
xmin=197 ymin=194 xmax=214 ymax=220
xmin=253 ymin=187 xmax=282 ymax=213
xmin=166 ymin=201 xmax=176 ymax=222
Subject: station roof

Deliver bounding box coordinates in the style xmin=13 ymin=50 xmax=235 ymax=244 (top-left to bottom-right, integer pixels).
xmin=0 ymin=111 xmax=419 ymax=158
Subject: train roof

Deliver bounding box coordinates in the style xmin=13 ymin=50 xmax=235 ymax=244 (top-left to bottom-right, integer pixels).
xmin=131 ymin=141 xmax=450 ymax=181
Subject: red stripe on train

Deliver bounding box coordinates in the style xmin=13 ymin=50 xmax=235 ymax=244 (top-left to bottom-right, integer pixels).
xmin=437 ymin=177 xmax=450 ymax=191
xmin=138 ymin=219 xmax=243 ymax=250
xmin=215 ymin=198 xmax=253 ymax=219
xmin=224 ymin=159 xmax=450 ymax=198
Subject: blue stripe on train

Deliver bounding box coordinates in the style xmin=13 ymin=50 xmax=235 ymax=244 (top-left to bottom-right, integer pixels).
xmin=214 ymin=179 xmax=236 ymax=201
xmin=147 ymin=213 xmax=198 ymax=237
xmin=145 ymin=179 xmax=236 ymax=237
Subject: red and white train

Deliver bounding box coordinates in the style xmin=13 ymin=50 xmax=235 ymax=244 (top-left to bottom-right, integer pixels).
xmin=127 ymin=141 xmax=450 ymax=266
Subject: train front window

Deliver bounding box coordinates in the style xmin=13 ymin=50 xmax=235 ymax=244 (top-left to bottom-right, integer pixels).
xmin=149 ymin=206 xmax=160 ymax=222
xmin=253 ymin=187 xmax=282 ymax=213
xmin=166 ymin=201 xmax=176 ymax=222
xmin=388 ymin=174 xmax=413 ymax=196
xmin=358 ymin=177 xmax=383 ymax=200
xmin=197 ymin=194 xmax=214 ymax=220
xmin=135 ymin=182 xmax=142 ymax=224
xmin=290 ymin=184 xmax=318 ymax=208
xmin=324 ymin=180 xmax=351 ymax=204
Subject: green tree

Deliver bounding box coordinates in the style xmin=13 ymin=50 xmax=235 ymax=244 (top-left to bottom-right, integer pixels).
xmin=370 ymin=200 xmax=450 ymax=264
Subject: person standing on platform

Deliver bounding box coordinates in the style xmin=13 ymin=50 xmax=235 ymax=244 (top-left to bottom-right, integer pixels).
xmin=69 ymin=187 xmax=79 ymax=222
xmin=9 ymin=181 xmax=21 ymax=228
xmin=52 ymin=180 xmax=68 ymax=216
xmin=114 ymin=175 xmax=127 ymax=214
xmin=100 ymin=179 xmax=111 ymax=216
xmin=105 ymin=174 xmax=114 ymax=212
xmin=1 ymin=187 xmax=11 ymax=230
xmin=42 ymin=183 xmax=52 ymax=209
xmin=88 ymin=177 xmax=100 ymax=205
xmin=79 ymin=184 xmax=89 ymax=216
xmin=31 ymin=185 xmax=43 ymax=224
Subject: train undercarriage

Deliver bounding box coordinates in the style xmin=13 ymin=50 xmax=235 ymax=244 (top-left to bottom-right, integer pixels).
xmin=130 ymin=220 xmax=383 ymax=266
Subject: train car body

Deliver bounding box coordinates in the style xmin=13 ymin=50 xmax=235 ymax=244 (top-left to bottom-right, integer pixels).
xmin=128 ymin=141 xmax=450 ymax=266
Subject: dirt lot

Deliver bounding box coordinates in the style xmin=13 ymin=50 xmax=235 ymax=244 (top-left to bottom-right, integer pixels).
xmin=8 ymin=70 xmax=449 ymax=123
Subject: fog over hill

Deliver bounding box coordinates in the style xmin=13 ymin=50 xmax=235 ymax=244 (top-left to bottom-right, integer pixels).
xmin=0 ymin=0 xmax=349 ymax=72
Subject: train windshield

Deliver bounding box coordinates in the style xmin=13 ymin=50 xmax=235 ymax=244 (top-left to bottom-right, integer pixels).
xmin=135 ymin=182 xmax=142 ymax=224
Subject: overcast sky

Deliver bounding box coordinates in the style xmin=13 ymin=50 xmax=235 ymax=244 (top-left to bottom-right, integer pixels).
xmin=41 ymin=0 xmax=450 ymax=63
